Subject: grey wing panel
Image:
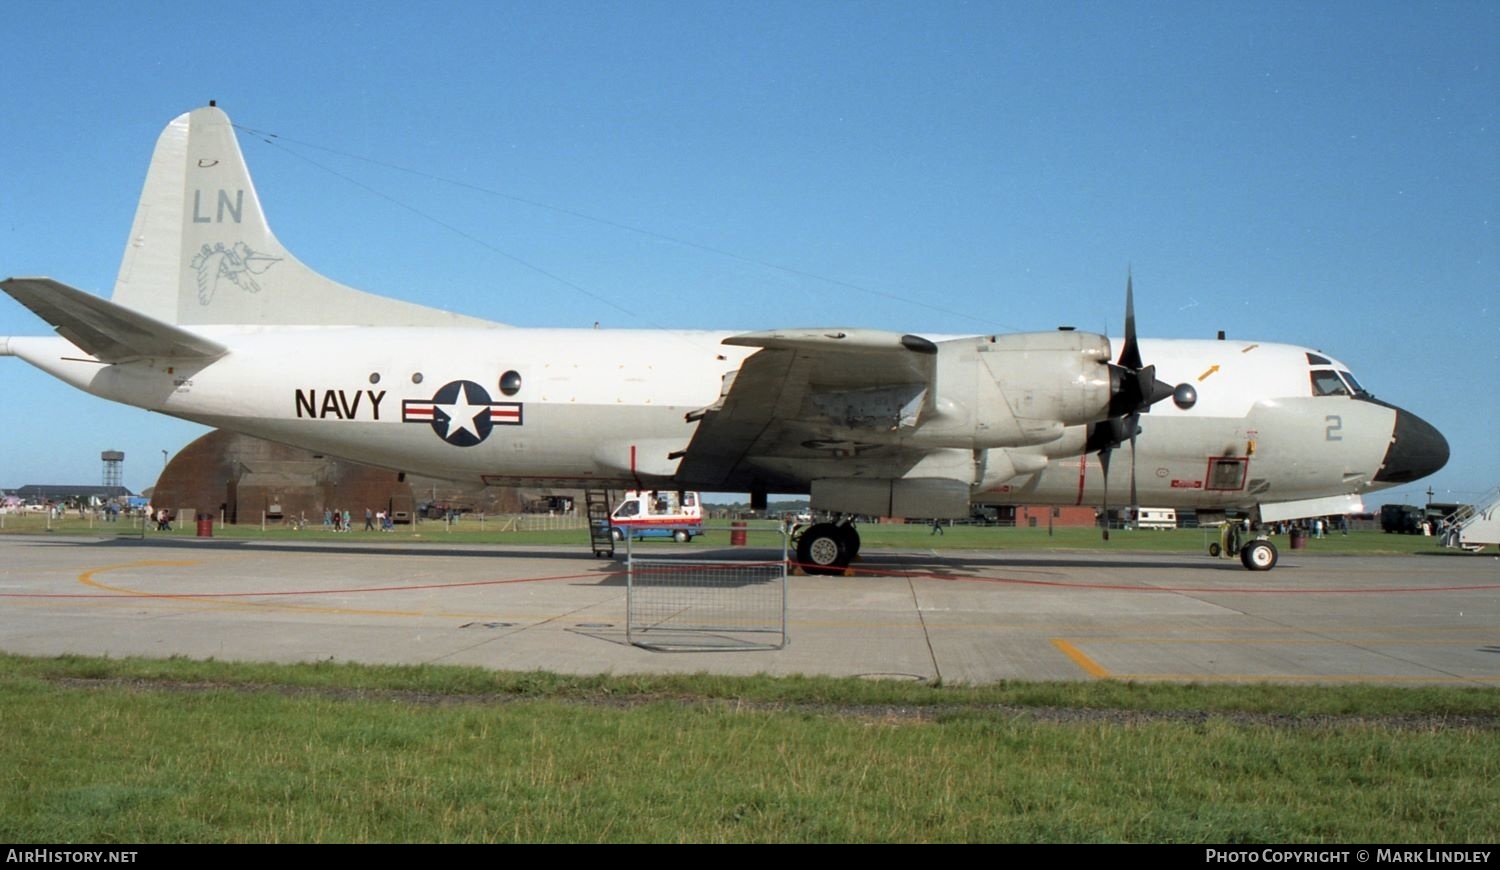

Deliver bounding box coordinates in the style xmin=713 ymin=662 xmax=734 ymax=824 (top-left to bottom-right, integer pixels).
xmin=1 ymin=277 xmax=227 ymax=362
xmin=674 ymin=346 xmax=806 ymax=489
xmin=674 ymin=329 xmax=938 ymax=489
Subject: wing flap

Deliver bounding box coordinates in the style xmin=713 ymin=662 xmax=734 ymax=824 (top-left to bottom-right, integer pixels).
xmin=676 ymin=328 xmax=940 ymax=488
xmin=1 ymin=277 xmax=226 ymax=362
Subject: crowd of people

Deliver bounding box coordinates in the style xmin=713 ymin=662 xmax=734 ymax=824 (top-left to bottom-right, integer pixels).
xmin=322 ymin=508 xmax=395 ymax=532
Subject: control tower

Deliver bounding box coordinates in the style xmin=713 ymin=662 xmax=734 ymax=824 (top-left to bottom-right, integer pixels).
xmin=102 ymin=450 xmax=124 ymax=488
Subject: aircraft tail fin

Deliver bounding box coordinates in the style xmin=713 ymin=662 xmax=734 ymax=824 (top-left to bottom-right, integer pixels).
xmin=111 ymin=105 xmax=501 ymax=329
xmin=2 ymin=276 xmax=227 ymax=362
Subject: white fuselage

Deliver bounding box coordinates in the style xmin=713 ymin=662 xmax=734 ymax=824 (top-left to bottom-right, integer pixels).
xmin=4 ymin=328 xmax=1407 ymax=512
xmin=0 ymin=105 xmax=1451 ymax=550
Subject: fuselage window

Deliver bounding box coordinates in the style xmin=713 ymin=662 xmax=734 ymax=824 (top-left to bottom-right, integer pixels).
xmin=1310 ymin=370 xmax=1349 ymax=397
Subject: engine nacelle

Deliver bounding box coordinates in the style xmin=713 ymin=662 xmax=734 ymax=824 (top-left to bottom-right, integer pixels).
xmin=914 ymin=330 xmax=1113 ymax=449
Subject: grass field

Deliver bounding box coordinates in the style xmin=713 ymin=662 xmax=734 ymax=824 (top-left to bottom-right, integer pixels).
xmin=2 ymin=655 xmax=1497 ymax=843
xmin=0 ymin=510 xmax=1463 ymax=558
xmin=1 ymin=517 xmax=1489 ymax=841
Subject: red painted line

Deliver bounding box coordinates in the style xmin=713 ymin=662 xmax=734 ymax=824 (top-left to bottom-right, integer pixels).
xmin=827 ymin=563 xmax=1500 ymax=595
xmin=2 ymin=569 xmax=618 ymax=600
xmin=10 ymin=560 xmax=1493 ymax=601
xmin=613 ymin=518 xmax=703 ymax=527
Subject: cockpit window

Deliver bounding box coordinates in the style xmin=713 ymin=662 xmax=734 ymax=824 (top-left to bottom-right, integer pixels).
xmin=1339 ymin=371 xmax=1369 ymax=397
xmin=1306 ymin=352 xmax=1332 ymax=365
xmin=1310 ymin=370 xmax=1349 ymax=397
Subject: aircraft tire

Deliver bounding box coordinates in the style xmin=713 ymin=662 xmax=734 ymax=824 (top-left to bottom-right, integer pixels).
xmin=672 ymin=529 xmax=690 ymax=543
xmin=797 ymin=522 xmax=849 ymax=575
xmin=610 ymin=528 xmax=624 ymax=542
xmin=1240 ymin=539 xmax=1279 ymax=571
xmin=838 ymin=523 xmax=861 ymax=558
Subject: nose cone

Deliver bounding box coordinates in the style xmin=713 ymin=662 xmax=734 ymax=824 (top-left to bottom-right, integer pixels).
xmin=1374 ymin=408 xmax=1449 ymax=484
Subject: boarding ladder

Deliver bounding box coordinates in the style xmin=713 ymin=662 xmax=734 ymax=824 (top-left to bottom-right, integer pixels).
xmin=586 ymin=489 xmax=615 ymax=558
xmin=1442 ymin=484 xmax=1500 ymax=551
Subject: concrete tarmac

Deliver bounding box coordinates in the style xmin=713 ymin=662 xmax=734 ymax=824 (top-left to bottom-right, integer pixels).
xmin=2 ymin=534 xmax=1497 ymax=685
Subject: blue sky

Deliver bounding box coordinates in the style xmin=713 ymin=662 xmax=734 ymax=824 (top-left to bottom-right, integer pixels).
xmin=2 ymin=1 xmax=1495 ymax=505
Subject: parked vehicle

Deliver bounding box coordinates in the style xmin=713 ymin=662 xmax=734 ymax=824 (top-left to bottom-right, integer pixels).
xmin=1380 ymin=504 xmax=1425 ymax=534
xmin=610 ymin=490 xmax=703 ymax=543
xmin=1127 ymin=507 xmax=1178 ymax=530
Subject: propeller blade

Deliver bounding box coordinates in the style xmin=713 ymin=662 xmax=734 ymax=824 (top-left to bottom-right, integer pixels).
xmin=1097 ymin=273 xmax=1174 ymax=539
xmin=1100 ymin=447 xmax=1112 ymax=541
xmin=1118 ymin=272 xmax=1142 ymax=371
xmin=1128 ymin=415 xmax=1140 ymax=520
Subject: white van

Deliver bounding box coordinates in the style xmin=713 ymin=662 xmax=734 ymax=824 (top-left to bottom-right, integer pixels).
xmin=1130 ymin=507 xmax=1178 ymax=530
xmin=609 ymin=490 xmax=703 ymax=542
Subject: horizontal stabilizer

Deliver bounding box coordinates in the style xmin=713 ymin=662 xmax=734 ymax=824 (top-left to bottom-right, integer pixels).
xmin=0 ymin=277 xmax=226 ymax=362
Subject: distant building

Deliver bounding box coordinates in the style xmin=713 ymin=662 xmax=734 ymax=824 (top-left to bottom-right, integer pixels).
xmin=152 ymin=430 xmax=415 ymax=523
xmin=13 ymin=484 xmax=134 ymax=504
xmin=151 ymin=429 xmax=557 ymax=523
xmin=997 ymin=505 xmax=1099 ymax=528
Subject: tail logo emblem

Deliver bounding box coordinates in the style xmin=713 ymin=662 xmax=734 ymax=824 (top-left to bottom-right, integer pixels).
xmin=191 ymin=241 xmax=282 ymax=305
xmin=402 ymin=380 xmax=523 ymax=447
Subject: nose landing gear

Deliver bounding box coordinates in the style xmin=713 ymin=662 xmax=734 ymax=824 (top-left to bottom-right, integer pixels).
xmin=1210 ymin=521 xmax=1280 ymax=571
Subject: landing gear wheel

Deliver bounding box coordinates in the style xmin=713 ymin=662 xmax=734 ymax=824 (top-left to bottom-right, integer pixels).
xmin=797 ymin=522 xmax=850 ymax=575
xmin=672 ymin=529 xmax=690 ymax=543
xmin=610 ymin=527 xmax=624 ymax=542
xmin=837 ymin=523 xmax=861 ymax=558
xmin=1240 ymin=539 xmax=1279 ymax=571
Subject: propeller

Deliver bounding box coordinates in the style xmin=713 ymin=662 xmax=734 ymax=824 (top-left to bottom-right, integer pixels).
xmin=1086 ymin=274 xmax=1177 ymax=540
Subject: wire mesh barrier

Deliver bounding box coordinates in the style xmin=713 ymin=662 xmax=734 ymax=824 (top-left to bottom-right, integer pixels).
xmin=624 ymin=526 xmax=788 ymax=651
xmin=495 ymin=513 xmax=590 ymax=532
xmin=0 ymin=508 xmax=154 ymax=538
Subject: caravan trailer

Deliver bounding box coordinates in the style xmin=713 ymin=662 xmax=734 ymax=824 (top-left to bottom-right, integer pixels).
xmin=1130 ymin=507 xmax=1178 ymax=530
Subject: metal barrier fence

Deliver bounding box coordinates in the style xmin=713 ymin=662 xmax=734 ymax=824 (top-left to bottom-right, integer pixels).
xmin=0 ymin=509 xmax=151 ymax=537
xmin=624 ymin=526 xmax=788 ymax=651
xmin=490 ymin=513 xmax=589 ymax=532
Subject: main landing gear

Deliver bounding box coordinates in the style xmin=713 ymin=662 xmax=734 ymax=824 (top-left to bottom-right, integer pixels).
xmin=793 ymin=521 xmax=861 ymax=576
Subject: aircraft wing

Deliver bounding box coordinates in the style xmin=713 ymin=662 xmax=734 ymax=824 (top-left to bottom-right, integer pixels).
xmin=675 ymin=328 xmax=939 ymax=489
xmin=0 ymin=277 xmax=226 ymax=362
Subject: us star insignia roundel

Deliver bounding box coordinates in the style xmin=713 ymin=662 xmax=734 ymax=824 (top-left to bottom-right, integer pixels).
xmin=402 ymin=380 xmax=522 ymax=447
